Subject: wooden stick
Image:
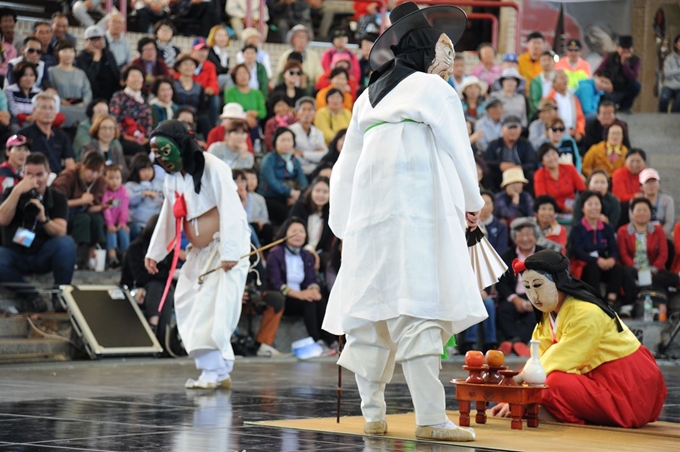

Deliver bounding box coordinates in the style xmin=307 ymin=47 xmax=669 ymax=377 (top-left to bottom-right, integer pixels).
xmin=197 ymin=231 xmax=300 ymax=284
xmin=337 ymin=335 xmax=344 ymax=423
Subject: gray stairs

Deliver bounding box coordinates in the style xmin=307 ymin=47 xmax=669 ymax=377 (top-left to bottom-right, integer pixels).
xmin=0 ymin=270 xmax=122 ymax=364
xmin=0 ymin=314 xmax=72 ymax=364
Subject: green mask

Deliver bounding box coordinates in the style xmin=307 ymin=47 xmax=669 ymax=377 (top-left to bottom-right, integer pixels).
xmin=151 ymin=135 xmax=183 ymax=173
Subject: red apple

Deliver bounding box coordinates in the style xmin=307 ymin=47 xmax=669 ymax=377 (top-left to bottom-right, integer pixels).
xmin=485 ymin=350 xmax=505 ymax=367
xmin=464 ymin=350 xmax=485 ymax=367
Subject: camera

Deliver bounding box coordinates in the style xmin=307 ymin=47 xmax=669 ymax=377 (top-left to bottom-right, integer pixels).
xmin=21 ymin=189 xmax=41 ymax=220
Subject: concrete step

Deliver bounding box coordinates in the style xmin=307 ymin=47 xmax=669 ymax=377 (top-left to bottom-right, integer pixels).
xmin=0 ymin=316 xmax=29 ymax=338
xmin=0 ymin=313 xmax=72 ymax=339
xmin=625 ymin=113 xmax=680 ymax=210
xmin=0 ymin=338 xmax=71 ymax=363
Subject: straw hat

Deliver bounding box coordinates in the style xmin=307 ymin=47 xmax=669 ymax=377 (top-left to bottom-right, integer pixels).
xmin=500 ymin=167 xmax=529 ymax=188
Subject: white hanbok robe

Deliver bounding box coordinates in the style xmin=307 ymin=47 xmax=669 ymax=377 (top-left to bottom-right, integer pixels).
xmin=146 ymin=153 xmax=250 ymax=360
xmin=322 ymin=72 xmax=488 ymax=336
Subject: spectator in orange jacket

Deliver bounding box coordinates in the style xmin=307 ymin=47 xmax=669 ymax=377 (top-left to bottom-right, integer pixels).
xmin=518 ymin=32 xmax=545 ymax=92
xmin=582 ymin=123 xmax=628 ymax=178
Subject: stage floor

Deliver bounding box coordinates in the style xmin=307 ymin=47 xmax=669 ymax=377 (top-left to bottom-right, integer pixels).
xmin=0 ymin=357 xmax=678 ymax=451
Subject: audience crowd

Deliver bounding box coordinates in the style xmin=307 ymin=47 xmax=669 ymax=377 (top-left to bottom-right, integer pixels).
xmin=0 ymin=6 xmax=677 ymax=359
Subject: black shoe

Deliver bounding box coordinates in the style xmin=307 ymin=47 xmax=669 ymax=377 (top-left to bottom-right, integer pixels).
xmin=30 ymin=296 xmax=48 ymax=313
xmin=458 ymin=342 xmax=476 ymax=354
xmin=107 ymin=257 xmax=121 ymax=269
xmin=483 ymin=343 xmax=498 ymax=354
xmin=52 ymin=293 xmax=66 ymax=312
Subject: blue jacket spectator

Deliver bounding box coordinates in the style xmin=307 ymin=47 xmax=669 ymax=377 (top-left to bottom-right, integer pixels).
xmin=259 ymin=127 xmax=308 ymax=225
xmin=575 ymin=70 xmax=613 ymax=119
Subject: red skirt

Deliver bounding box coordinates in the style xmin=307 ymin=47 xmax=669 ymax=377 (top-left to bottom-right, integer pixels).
xmin=542 ymin=346 xmax=667 ymax=427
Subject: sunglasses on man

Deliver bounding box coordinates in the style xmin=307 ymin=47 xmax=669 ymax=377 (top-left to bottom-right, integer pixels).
xmin=26 ymin=48 xmax=43 ymax=55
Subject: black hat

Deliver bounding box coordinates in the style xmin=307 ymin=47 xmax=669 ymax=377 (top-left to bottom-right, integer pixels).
xmin=566 ymin=39 xmax=582 ymax=50
xmin=332 ymin=29 xmax=348 ymax=39
xmin=368 ymin=1 xmax=467 ymax=71
xmin=618 ymin=35 xmax=633 ymax=48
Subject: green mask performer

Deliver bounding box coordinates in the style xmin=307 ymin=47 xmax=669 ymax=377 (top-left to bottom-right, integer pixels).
xmin=145 ymin=119 xmax=251 ymax=390
xmin=150 ymin=135 xmax=184 ymax=174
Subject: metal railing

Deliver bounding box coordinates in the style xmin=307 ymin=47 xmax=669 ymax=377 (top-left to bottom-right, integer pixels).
xmin=105 ymin=0 xmax=127 ymax=30
xmin=395 ymin=0 xmax=521 ymax=52
xmin=245 ymin=0 xmax=389 ymax=40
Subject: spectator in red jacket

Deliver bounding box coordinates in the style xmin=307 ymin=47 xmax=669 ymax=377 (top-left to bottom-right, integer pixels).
xmin=617 ymin=197 xmax=679 ymax=312
xmin=189 ymin=37 xmax=220 ymax=129
xmin=612 ymin=148 xmax=646 ymax=203
xmin=533 ymin=143 xmax=585 ymax=213
xmin=206 ymin=103 xmax=254 ymax=152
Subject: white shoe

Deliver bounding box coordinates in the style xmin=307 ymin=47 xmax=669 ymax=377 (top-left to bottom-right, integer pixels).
xmin=415 ymin=420 xmax=476 ymax=442
xmin=257 ymin=343 xmax=283 ymax=357
xmin=184 ymin=377 xmax=217 ymax=390
xmin=619 ymin=305 xmax=634 ymax=317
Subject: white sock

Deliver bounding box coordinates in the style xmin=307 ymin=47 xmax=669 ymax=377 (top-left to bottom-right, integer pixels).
xmin=198 ymin=370 xmax=218 ymax=384
xmin=426 ymin=419 xmax=458 ymax=429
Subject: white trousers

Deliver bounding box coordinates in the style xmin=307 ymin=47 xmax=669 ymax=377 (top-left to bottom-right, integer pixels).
xmin=338 ymin=316 xmax=451 ymax=426
xmin=193 ymin=349 xmax=233 ymax=381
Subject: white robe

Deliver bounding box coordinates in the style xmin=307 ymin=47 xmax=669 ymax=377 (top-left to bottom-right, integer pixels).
xmin=322 ymin=72 xmax=488 ymax=336
xmin=146 ymin=153 xmax=251 ymax=359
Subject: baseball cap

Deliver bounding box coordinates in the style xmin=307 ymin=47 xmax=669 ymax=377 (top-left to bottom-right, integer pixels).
xmin=639 ymin=168 xmax=660 ymax=184
xmin=502 ymin=115 xmax=522 ymax=127
xmin=192 ymin=37 xmax=207 ymax=50
xmin=84 ymin=25 xmax=104 ymax=40
xmin=6 ymin=134 xmax=27 ymax=148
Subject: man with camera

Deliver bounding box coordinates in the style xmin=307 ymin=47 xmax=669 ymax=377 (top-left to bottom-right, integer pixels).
xmin=0 ymin=153 xmax=75 ymax=312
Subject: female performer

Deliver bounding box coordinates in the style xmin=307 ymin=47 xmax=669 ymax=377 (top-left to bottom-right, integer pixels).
xmin=492 ymin=250 xmax=667 ymax=427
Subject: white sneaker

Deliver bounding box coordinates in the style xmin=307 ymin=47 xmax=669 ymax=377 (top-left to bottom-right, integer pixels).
xmin=257 ymin=343 xmax=283 ymax=357
xmin=619 ymin=305 xmax=634 ymax=317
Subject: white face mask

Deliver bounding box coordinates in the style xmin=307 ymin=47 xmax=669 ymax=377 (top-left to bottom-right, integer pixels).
xmin=428 ymin=34 xmax=454 ymax=80
xmin=522 ymin=269 xmax=559 ymax=312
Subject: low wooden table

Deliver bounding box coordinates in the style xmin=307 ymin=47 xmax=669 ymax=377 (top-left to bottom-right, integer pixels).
xmin=452 ymin=379 xmax=547 ymax=430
